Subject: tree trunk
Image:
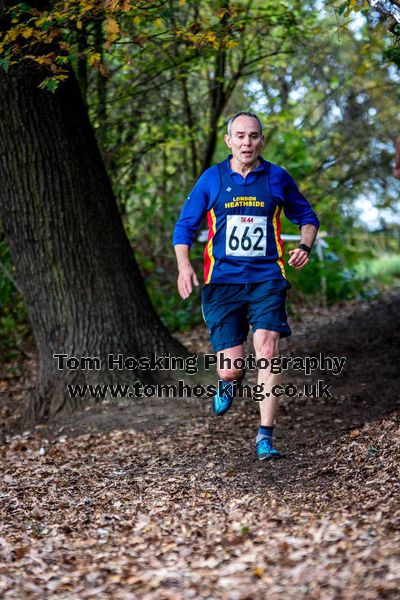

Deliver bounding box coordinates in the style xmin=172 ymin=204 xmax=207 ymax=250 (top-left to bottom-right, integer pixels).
xmin=0 ymin=65 xmax=188 ymax=420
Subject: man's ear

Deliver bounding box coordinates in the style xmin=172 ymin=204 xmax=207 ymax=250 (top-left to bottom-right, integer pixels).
xmin=224 ymin=134 xmax=232 ymax=148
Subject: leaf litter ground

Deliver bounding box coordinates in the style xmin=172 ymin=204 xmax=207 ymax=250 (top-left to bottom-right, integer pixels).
xmin=0 ymin=293 xmax=399 ymax=599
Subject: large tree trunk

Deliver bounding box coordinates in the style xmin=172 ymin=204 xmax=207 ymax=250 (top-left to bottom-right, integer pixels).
xmin=0 ymin=65 xmax=188 ymax=420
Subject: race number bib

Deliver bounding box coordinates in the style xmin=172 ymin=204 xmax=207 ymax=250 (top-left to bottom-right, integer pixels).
xmin=225 ymin=215 xmax=267 ymax=257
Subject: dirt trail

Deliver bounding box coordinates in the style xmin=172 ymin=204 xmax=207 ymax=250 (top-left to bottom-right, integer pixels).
xmin=1 ymin=294 xmax=399 ymax=598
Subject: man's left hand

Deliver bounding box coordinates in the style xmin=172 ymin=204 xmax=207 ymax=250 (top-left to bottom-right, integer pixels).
xmin=288 ymin=248 xmax=309 ymax=269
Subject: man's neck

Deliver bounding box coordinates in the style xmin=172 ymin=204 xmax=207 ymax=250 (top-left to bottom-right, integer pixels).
xmin=229 ymin=156 xmax=260 ymax=178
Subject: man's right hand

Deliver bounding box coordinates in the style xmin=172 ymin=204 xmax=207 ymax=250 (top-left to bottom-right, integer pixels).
xmin=177 ymin=265 xmax=199 ymax=300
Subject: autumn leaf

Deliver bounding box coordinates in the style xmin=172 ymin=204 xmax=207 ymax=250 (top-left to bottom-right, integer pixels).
xmin=253 ymin=566 xmax=265 ymax=578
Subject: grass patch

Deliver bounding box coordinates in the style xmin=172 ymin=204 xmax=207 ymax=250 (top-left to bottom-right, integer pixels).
xmin=355 ymin=253 xmax=400 ymax=285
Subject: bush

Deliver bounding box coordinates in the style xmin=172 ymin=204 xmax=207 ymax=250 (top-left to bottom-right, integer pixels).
xmin=0 ymin=239 xmax=30 ymax=361
xmin=355 ymin=254 xmax=400 ymax=286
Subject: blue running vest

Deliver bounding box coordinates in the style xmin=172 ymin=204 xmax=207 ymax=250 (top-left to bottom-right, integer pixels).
xmin=204 ymin=161 xmax=286 ymax=284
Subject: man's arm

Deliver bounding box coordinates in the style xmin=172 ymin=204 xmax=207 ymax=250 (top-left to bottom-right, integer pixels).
xmin=173 ymin=166 xmax=219 ymax=298
xmin=288 ymin=224 xmax=318 ymax=269
xmin=280 ymin=169 xmax=319 ymax=270
xmin=174 ymin=244 xmax=199 ymax=300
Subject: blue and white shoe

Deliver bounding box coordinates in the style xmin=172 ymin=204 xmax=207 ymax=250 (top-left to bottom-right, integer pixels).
xmin=212 ymin=370 xmax=246 ymax=416
xmin=255 ymin=433 xmax=283 ymax=460
xmin=212 ymin=380 xmax=235 ymax=416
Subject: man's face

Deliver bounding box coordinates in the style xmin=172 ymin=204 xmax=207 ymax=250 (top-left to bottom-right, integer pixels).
xmin=224 ymin=115 xmax=264 ymax=166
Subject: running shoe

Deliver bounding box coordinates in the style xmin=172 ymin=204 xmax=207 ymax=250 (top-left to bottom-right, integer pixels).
xmin=212 ymin=380 xmax=234 ymax=415
xmin=255 ymin=433 xmax=283 ymax=460
xmin=212 ymin=369 xmax=246 ymax=416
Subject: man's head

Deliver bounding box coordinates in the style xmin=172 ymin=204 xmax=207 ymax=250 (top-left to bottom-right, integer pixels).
xmin=225 ymin=111 xmax=264 ymax=167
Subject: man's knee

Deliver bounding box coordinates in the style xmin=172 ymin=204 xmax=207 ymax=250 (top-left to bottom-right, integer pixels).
xmin=217 ymin=345 xmax=244 ymax=381
xmin=253 ymin=332 xmax=280 ymax=360
xmin=217 ymin=367 xmax=244 ymax=381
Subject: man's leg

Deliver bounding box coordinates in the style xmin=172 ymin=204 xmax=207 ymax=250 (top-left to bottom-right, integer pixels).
xmin=212 ymin=343 xmax=245 ymax=415
xmin=217 ymin=344 xmax=245 ymax=382
xmin=253 ymin=329 xmax=281 ymax=425
xmin=201 ymin=283 xmax=248 ymax=415
xmin=253 ymin=329 xmax=283 ymax=459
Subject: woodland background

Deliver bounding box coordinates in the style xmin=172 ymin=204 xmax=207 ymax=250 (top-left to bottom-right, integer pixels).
xmin=0 ymin=1 xmax=400 ymax=598
xmin=1 ymin=0 xmax=400 ymax=354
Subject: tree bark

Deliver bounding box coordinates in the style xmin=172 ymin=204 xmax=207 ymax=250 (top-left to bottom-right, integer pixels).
xmin=0 ymin=64 xmax=188 ymax=420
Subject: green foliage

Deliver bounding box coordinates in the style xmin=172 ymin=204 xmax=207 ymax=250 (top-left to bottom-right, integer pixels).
xmin=0 ymin=58 xmax=10 ymax=72
xmin=1 ymin=0 xmax=400 ymax=338
xmin=355 ymin=253 xmax=400 ymax=285
xmin=383 ymin=45 xmax=400 ymax=69
xmin=0 ymin=240 xmax=30 ymax=360
xmin=284 ymin=233 xmax=373 ymax=305
xmin=112 ymin=1 xmax=399 ymax=326
xmin=147 ymin=281 xmax=203 ymax=332
xmin=130 ymin=194 xmax=205 ymax=330
xmin=335 ymin=0 xmax=369 ymax=18
xmin=38 ymin=77 xmax=62 ymax=93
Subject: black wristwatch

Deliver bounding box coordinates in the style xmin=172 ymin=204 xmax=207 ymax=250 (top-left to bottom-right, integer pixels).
xmin=298 ymin=243 xmax=311 ymax=254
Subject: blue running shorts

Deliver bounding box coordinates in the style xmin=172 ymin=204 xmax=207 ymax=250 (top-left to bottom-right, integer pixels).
xmin=201 ymin=279 xmax=292 ymax=352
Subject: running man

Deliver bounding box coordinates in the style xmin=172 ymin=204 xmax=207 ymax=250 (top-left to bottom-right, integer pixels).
xmin=173 ymin=111 xmax=319 ymax=460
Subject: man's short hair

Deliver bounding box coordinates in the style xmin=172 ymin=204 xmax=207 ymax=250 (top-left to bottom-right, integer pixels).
xmin=227 ymin=111 xmax=263 ymax=137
